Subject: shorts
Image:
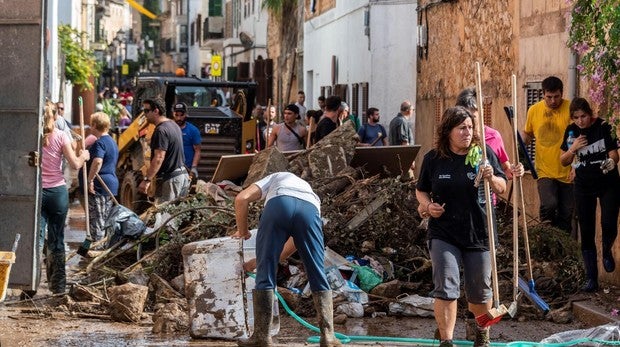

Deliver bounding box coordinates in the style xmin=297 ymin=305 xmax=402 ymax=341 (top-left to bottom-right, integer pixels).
xmin=428 ymin=238 xmax=492 ymax=304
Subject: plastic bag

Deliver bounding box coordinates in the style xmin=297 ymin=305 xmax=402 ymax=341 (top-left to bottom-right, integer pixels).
xmin=388 ymin=294 xmax=434 ymax=317
xmin=539 ymin=322 xmax=620 ymax=346
xmin=105 ymin=204 xmax=146 ymax=247
xmin=336 ymin=302 xmax=364 ymax=318
xmin=352 ymin=265 xmax=382 ymax=292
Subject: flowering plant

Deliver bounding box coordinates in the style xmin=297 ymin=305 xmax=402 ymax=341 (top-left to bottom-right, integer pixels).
xmin=567 ymin=1 xmax=620 ymax=133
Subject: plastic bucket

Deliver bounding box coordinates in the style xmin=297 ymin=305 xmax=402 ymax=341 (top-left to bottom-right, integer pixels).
xmin=0 ymin=251 xmax=16 ymax=302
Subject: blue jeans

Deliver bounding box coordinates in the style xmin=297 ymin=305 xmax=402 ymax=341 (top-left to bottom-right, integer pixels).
xmin=41 ymin=185 xmax=69 ymax=255
xmin=255 ymin=195 xmax=330 ymax=292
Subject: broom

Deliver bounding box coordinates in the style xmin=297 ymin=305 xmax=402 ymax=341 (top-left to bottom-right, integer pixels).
xmin=474 ymin=62 xmax=509 ymax=328
xmin=76 ymin=97 xmax=92 ymax=257
xmin=507 ymin=74 xmax=520 ymax=318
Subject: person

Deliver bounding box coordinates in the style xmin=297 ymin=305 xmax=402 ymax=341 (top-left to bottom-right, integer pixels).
xmin=232 ymin=172 xmax=342 ymax=347
xmin=314 ymin=96 xmax=341 ymax=143
xmin=41 ymin=101 xmax=90 ymax=294
xmin=267 ymin=104 xmax=307 ymax=151
xmin=560 ymin=98 xmax=618 ymax=292
xmin=173 ymin=102 xmax=201 ymax=179
xmin=522 ymin=76 xmax=573 ymax=233
xmin=138 ymin=98 xmax=190 ymax=203
xmin=264 ymin=105 xmax=277 ymax=141
xmin=118 ymin=107 xmax=132 ymax=128
xmin=85 ymin=112 xmax=119 ymax=242
xmin=455 ymin=87 xmax=524 ymax=340
xmin=389 ymin=100 xmax=415 ymax=145
xmin=340 ymin=102 xmax=361 ymax=132
xmin=357 ymin=107 xmax=388 ymax=146
xmin=305 ymin=109 xmax=322 ymax=147
xmin=295 ymin=90 xmax=307 ymax=122
xmin=317 ymin=95 xmax=326 ymax=112
xmin=416 ymin=106 xmax=507 ymax=347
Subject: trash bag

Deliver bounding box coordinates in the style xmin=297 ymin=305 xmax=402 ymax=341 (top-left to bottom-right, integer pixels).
xmin=539 ymin=322 xmax=620 ymax=346
xmin=104 ymin=204 xmax=146 ymax=248
xmin=351 ymin=265 xmax=382 ymax=292
xmin=388 ymin=294 xmax=435 ymax=317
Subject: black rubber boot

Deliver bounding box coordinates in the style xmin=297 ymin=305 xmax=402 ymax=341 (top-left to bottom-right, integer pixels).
xmin=581 ymin=250 xmax=599 ymax=292
xmin=48 ymin=252 xmax=66 ymax=294
xmin=238 ymin=289 xmax=273 ymax=347
xmin=312 ymin=290 xmax=342 ymax=347
xmin=602 ymin=240 xmax=616 ymax=273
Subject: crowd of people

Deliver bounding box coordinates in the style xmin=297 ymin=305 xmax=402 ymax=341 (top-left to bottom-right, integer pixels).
xmin=39 ymin=77 xmax=618 ymax=347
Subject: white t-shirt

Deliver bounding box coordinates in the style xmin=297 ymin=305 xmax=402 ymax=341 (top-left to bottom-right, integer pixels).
xmin=253 ymin=172 xmax=321 ymax=213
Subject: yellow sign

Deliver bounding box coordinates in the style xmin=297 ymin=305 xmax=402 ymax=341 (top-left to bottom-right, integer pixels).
xmin=122 ymin=64 xmax=129 ymax=75
xmin=211 ymin=55 xmax=222 ymax=77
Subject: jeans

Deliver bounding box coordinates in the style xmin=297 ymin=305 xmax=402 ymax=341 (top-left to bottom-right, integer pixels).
xmin=40 ymin=185 xmax=69 ymax=255
xmin=537 ymin=178 xmax=574 ymax=233
xmin=255 ymin=195 xmax=330 ymax=292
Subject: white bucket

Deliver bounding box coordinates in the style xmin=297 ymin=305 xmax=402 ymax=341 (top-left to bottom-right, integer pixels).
xmin=182 ymin=236 xmax=249 ymax=340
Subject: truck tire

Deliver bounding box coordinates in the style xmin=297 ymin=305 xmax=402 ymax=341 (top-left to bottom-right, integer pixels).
xmin=120 ymin=172 xmax=150 ymax=213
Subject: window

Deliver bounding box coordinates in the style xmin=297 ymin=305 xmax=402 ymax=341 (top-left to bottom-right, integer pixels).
xmin=180 ymin=25 xmax=188 ymax=47
xmin=177 ymin=0 xmax=184 ymax=16
xmin=190 ymin=22 xmax=195 ymax=46
xmin=524 ymin=81 xmax=543 ymax=168
xmin=352 ymin=83 xmax=360 ymax=121
xmin=210 ymin=0 xmax=223 ymax=16
xmin=197 ymin=14 xmax=202 ymax=45
xmin=361 ymin=83 xmax=369 ymax=116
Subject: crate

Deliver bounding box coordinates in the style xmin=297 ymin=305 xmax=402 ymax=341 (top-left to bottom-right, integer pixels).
xmin=0 ymin=251 xmax=16 ymax=302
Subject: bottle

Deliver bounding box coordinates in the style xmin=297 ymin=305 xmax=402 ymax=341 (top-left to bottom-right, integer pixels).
xmin=566 ymin=130 xmax=576 ymax=150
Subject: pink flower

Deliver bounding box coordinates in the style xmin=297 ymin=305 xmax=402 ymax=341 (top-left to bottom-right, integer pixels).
xmin=611 ymin=308 xmax=619 ymax=317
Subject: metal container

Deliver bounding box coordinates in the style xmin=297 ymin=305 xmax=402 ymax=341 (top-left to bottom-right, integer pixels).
xmin=182 ymin=236 xmax=248 ymax=339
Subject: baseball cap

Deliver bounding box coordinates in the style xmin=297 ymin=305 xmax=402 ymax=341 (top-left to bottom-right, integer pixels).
xmin=174 ymin=103 xmax=187 ymax=112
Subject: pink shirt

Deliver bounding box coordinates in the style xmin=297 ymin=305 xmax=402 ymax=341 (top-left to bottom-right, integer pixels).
xmin=42 ymin=129 xmax=70 ymax=189
xmin=485 ymin=126 xmax=509 ymax=164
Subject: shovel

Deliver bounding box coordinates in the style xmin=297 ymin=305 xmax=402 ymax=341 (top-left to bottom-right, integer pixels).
xmin=473 ymin=63 xmax=509 ymax=328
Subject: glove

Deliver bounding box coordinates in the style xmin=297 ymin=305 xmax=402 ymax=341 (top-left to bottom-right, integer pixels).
xmin=601 ymin=158 xmax=615 ymax=174
xmin=190 ymin=167 xmax=199 ymax=179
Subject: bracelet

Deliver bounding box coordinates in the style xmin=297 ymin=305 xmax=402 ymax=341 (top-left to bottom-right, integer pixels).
xmin=427 ymin=201 xmax=432 ymax=212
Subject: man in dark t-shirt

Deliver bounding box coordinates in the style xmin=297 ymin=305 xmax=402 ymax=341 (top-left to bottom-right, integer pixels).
xmin=314 ymin=96 xmax=341 ymax=143
xmin=138 ymin=98 xmax=190 ymax=203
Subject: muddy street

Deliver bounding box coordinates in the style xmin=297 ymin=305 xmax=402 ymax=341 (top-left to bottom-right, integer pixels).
xmin=0 ymin=200 xmax=595 ymax=346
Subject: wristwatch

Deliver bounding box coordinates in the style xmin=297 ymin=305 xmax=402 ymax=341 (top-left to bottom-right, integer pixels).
xmin=143 ymin=176 xmax=151 ymax=182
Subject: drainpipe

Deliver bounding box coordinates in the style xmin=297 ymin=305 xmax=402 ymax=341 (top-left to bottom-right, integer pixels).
xmin=567 ymin=50 xmax=578 ymax=99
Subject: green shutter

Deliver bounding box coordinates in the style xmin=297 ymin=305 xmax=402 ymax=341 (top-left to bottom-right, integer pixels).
xmin=209 ymin=0 xmax=223 ymax=16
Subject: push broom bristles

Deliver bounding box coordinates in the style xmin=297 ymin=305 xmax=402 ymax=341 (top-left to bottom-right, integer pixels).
xmin=475 ymin=304 xmax=509 ymax=328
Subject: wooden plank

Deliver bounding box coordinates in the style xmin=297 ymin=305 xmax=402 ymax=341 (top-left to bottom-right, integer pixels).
xmin=346 ymin=195 xmax=388 ymax=231
xmin=350 ymin=145 xmax=421 ymax=177
xmin=210 ymin=154 xmax=255 ymax=183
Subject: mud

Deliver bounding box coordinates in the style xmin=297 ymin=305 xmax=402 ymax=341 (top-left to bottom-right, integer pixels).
xmin=0 ymin=200 xmax=598 ymax=346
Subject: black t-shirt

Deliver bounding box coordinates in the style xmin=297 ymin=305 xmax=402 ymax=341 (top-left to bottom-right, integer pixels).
xmin=416 ymin=146 xmax=506 ymax=251
xmin=315 ymin=117 xmax=338 ymax=143
xmin=560 ymin=117 xmax=619 ymax=189
xmin=151 ymin=120 xmax=185 ymax=177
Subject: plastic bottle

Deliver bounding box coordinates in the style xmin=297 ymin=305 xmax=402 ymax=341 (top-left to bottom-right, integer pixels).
xmin=566 ymin=130 xmax=576 ymax=149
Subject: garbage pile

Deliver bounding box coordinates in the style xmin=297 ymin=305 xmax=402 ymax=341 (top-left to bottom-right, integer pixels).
xmin=32 ymin=122 xmax=586 ymax=330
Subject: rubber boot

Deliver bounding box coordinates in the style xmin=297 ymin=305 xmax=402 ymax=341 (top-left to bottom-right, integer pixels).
xmin=581 ymin=250 xmax=599 ymax=292
xmin=48 ymin=252 xmax=66 ymax=294
xmin=312 ymin=290 xmax=342 ymax=347
xmin=474 ymin=325 xmax=490 ymax=347
xmin=602 ymin=241 xmax=616 ymax=273
xmin=238 ymin=289 xmax=273 ymax=347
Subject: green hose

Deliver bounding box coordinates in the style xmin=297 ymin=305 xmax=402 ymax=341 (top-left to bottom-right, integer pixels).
xmin=248 ymin=275 xmax=620 ymax=346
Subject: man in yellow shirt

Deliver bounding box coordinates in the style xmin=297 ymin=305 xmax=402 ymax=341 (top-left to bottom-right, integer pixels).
xmin=522 ymin=76 xmax=573 ymax=233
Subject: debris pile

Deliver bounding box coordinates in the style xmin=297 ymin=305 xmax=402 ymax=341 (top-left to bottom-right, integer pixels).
xmin=18 ymin=122 xmax=590 ymax=329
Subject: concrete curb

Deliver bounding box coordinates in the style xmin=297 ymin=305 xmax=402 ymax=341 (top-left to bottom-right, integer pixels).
xmin=572 ymin=300 xmax=620 ymax=327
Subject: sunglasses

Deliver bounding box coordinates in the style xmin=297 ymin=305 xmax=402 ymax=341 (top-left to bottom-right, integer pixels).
xmin=58 ymin=107 xmax=64 ymax=110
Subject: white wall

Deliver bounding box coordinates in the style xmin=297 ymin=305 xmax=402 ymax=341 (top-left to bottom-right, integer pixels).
xmin=303 ymin=0 xmax=417 ymax=130
xmin=369 ymin=1 xmax=417 ymax=130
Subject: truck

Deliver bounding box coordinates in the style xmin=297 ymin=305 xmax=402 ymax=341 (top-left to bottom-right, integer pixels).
xmin=116 ymin=75 xmax=259 ymax=212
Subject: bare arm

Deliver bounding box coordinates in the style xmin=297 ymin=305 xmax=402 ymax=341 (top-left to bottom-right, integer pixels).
xmin=191 ymin=144 xmax=201 ymax=168
xmin=520 ymin=130 xmax=534 ymax=145
xmin=232 ymin=184 xmax=262 ymax=240
xmin=62 ymin=140 xmax=89 ymax=170
xmin=138 ymin=148 xmax=166 ymax=194
xmin=267 ymin=125 xmax=278 ymax=148
xmin=87 ymin=157 xmax=103 ymax=194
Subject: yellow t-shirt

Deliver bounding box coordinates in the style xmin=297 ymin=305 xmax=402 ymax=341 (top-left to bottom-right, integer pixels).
xmin=524 ymin=99 xmax=572 ymax=183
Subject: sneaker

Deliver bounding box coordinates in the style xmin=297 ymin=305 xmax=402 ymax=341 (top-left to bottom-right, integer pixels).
xmin=474 ymin=326 xmax=490 ymax=347
xmin=439 ymin=340 xmax=454 ymax=347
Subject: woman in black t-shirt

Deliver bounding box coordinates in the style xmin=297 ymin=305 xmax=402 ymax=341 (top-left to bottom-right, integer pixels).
xmin=560 ymin=97 xmax=619 ymax=292
xmin=416 ymin=106 xmax=506 ymax=347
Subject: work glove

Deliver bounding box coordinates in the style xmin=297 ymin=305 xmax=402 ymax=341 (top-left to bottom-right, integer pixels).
xmin=190 ymin=167 xmax=199 ymax=179
xmin=601 ymin=158 xmax=615 ymax=174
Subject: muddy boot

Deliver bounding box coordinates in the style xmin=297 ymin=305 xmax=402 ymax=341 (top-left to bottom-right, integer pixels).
xmin=473 ymin=325 xmax=490 ymax=347
xmin=312 ymin=290 xmax=342 ymax=347
xmin=48 ymin=252 xmax=66 ymax=294
xmin=238 ymin=289 xmax=273 ymax=347
xmin=602 ymin=241 xmax=616 ymax=273
xmin=581 ymin=250 xmax=599 ymax=292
